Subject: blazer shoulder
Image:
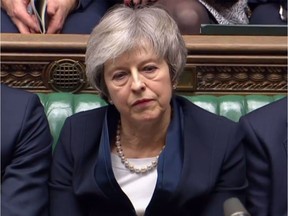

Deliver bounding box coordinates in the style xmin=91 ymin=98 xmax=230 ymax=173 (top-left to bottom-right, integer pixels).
xmin=241 ymin=97 xmax=287 ymax=124
xmin=2 ymin=84 xmax=38 ymax=100
xmin=175 ymin=95 xmax=235 ymax=125
xmin=63 ymin=106 xmax=109 ymax=131
xmin=2 ymin=84 xmax=32 ymax=95
xmin=1 ymin=85 xmax=45 ymax=123
xmin=239 ymin=97 xmax=287 ymax=145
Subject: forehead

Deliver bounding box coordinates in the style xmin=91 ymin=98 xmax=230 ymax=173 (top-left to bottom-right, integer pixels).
xmin=122 ymin=37 xmax=161 ymax=58
xmin=108 ymin=44 xmax=160 ymax=65
xmin=125 ymin=46 xmax=155 ymax=58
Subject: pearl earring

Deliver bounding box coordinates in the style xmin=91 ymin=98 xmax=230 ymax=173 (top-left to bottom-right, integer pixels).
xmin=173 ymin=84 xmax=177 ymax=90
xmin=109 ymin=100 xmax=113 ymax=104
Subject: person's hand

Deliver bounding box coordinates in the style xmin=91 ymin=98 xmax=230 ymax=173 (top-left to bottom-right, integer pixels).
xmin=46 ymin=0 xmax=78 ymax=34
xmin=124 ymin=0 xmax=158 ymax=6
xmin=1 ymin=0 xmax=40 ymax=33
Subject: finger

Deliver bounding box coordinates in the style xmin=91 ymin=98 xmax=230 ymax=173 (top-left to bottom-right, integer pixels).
xmin=29 ymin=27 xmax=37 ymax=33
xmin=31 ymin=14 xmax=41 ymax=33
xmin=46 ymin=18 xmax=62 ymax=34
xmin=14 ymin=9 xmax=40 ymax=32
xmin=13 ymin=18 xmax=33 ymax=33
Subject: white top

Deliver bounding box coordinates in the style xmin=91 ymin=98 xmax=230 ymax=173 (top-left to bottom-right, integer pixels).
xmin=111 ymin=153 xmax=158 ymax=216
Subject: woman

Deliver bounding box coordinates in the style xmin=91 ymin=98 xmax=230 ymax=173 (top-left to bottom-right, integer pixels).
xmin=50 ymin=4 xmax=247 ymax=216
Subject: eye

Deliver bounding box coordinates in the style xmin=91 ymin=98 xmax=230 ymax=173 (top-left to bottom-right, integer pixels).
xmin=112 ymin=71 xmax=127 ymax=81
xmin=143 ymin=65 xmax=157 ymax=73
xmin=111 ymin=71 xmax=129 ymax=86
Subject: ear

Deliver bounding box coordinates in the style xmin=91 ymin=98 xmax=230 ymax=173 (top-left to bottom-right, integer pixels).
xmin=172 ymin=80 xmax=178 ymax=90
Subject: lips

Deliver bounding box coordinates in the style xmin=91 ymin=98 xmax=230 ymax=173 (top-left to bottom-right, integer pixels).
xmin=132 ymin=98 xmax=154 ymax=106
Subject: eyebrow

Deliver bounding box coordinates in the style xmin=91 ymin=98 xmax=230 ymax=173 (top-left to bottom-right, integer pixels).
xmin=113 ymin=56 xmax=160 ymax=67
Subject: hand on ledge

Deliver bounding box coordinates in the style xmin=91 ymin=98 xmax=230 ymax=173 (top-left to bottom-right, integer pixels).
xmin=1 ymin=0 xmax=40 ymax=33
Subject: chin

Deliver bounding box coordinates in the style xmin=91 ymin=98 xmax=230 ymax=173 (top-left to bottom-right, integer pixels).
xmin=133 ymin=111 xmax=163 ymax=123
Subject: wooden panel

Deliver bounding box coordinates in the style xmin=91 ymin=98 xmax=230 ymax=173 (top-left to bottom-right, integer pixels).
xmin=1 ymin=33 xmax=287 ymax=95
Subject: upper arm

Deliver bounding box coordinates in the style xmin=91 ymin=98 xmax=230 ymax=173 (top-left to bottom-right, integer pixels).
xmin=240 ymin=117 xmax=271 ymax=215
xmin=1 ymin=94 xmax=52 ymax=216
xmin=201 ymin=121 xmax=247 ymax=216
xmin=49 ymin=118 xmax=84 ymax=216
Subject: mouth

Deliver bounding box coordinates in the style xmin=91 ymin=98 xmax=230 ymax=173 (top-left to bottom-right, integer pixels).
xmin=132 ymin=99 xmax=154 ymax=107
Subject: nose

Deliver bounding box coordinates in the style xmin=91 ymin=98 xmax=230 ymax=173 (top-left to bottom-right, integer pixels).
xmin=130 ymin=69 xmax=146 ymax=92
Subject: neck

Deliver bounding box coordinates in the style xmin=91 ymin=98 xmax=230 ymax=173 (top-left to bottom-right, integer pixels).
xmin=116 ymin=109 xmax=171 ymax=158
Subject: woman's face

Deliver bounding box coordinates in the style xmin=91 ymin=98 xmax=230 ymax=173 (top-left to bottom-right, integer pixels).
xmin=104 ymin=46 xmax=172 ymax=123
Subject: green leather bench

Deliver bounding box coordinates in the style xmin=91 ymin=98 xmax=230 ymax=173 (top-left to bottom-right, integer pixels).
xmin=37 ymin=93 xmax=285 ymax=149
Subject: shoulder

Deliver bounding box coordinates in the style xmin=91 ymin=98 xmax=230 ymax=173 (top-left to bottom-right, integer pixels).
xmin=2 ymin=84 xmax=35 ymax=98
xmin=55 ymin=105 xmax=116 ymax=159
xmin=240 ymin=97 xmax=287 ymax=127
xmin=174 ymin=95 xmax=237 ymax=149
xmin=175 ymin=95 xmax=235 ymax=126
xmin=61 ymin=105 xmax=113 ymax=135
xmin=174 ymin=96 xmax=241 ymax=171
xmin=1 ymin=84 xmax=42 ymax=111
xmin=239 ymin=97 xmax=287 ymax=146
xmin=252 ymin=97 xmax=287 ymax=116
xmin=65 ymin=105 xmax=108 ymax=124
xmin=1 ymin=85 xmax=44 ymax=120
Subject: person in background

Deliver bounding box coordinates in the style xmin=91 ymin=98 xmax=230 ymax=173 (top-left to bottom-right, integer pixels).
xmin=248 ymin=0 xmax=287 ymax=24
xmin=49 ymin=4 xmax=247 ymax=216
xmin=1 ymin=84 xmax=53 ymax=216
xmin=0 ymin=0 xmax=118 ymax=33
xmin=124 ymin=0 xmax=249 ymax=34
xmin=124 ymin=0 xmax=210 ymax=34
xmin=238 ymin=97 xmax=287 ymax=216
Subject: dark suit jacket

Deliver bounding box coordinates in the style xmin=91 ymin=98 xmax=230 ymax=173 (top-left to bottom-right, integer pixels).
xmin=50 ymin=95 xmax=247 ymax=216
xmin=239 ymin=97 xmax=287 ymax=216
xmin=61 ymin=0 xmax=116 ymax=34
xmin=1 ymin=85 xmax=52 ymax=216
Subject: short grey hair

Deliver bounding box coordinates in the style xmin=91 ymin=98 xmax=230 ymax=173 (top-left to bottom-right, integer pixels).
xmin=85 ymin=4 xmax=187 ymax=101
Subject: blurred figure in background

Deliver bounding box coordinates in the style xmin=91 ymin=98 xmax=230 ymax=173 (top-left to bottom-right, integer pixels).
xmin=248 ymin=0 xmax=287 ymax=24
xmin=124 ymin=0 xmax=249 ymax=34
xmin=1 ymin=0 xmax=249 ymax=34
xmin=1 ymin=0 xmax=118 ymax=33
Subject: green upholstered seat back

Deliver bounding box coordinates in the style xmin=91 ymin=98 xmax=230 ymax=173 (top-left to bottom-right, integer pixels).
xmin=37 ymin=93 xmax=284 ymax=149
xmin=37 ymin=93 xmax=107 ymax=149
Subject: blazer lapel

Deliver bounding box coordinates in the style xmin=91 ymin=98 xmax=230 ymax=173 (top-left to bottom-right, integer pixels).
xmin=93 ymin=106 xmax=134 ymax=210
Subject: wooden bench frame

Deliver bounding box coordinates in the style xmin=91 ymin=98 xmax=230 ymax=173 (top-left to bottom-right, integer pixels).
xmin=1 ymin=33 xmax=287 ymax=95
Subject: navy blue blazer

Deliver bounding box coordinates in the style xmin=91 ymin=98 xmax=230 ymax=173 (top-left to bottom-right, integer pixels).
xmin=50 ymin=95 xmax=247 ymax=216
xmin=1 ymin=85 xmax=52 ymax=216
xmin=239 ymin=97 xmax=287 ymax=216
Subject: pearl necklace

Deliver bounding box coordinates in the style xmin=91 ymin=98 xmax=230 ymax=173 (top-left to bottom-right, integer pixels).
xmin=115 ymin=122 xmax=165 ymax=174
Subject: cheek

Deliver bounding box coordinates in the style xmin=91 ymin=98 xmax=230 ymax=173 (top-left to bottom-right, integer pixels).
xmin=154 ymin=81 xmax=173 ymax=103
xmin=109 ymin=88 xmax=128 ymax=107
xmin=162 ymin=76 xmax=174 ymax=99
xmin=104 ymin=78 xmax=120 ymax=101
xmin=108 ymin=88 xmax=120 ymax=103
xmin=159 ymin=75 xmax=173 ymax=92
